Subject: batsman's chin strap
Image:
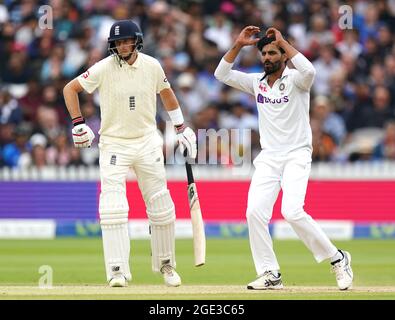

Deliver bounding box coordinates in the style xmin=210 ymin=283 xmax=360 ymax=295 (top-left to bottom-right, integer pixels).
xmin=109 ymin=48 xmax=136 ymax=68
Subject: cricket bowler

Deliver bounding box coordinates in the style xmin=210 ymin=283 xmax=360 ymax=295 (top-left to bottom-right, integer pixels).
xmin=214 ymin=26 xmax=353 ymax=290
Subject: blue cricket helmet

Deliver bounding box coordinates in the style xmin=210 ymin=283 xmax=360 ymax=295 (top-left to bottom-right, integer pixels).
xmin=107 ymin=20 xmax=143 ymax=53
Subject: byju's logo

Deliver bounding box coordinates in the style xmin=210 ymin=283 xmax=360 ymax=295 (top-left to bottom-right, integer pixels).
xmin=257 ymin=94 xmax=289 ymax=104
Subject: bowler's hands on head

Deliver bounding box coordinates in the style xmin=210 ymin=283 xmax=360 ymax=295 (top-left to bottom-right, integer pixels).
xmin=72 ymin=123 xmax=95 ymax=148
xmin=235 ymin=26 xmax=261 ymax=47
xmin=265 ymin=28 xmax=285 ymax=47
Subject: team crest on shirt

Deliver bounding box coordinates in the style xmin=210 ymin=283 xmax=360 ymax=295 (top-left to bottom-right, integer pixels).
xmin=129 ymin=96 xmax=136 ymax=110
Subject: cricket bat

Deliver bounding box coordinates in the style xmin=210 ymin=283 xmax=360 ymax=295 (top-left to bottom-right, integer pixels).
xmin=185 ymin=158 xmax=206 ymax=267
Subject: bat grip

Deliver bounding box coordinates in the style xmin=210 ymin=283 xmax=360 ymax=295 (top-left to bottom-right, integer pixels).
xmin=185 ymin=162 xmax=194 ymax=184
xmin=184 ymin=149 xmax=195 ymax=184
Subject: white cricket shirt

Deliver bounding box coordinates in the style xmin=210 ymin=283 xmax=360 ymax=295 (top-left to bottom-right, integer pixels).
xmin=214 ymin=53 xmax=316 ymax=154
xmin=78 ymin=53 xmax=170 ymax=142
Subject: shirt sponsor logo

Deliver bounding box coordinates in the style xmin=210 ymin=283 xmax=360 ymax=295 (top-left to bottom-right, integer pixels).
xmin=257 ymin=94 xmax=289 ymax=104
xmin=81 ymin=70 xmax=90 ymax=79
xmin=259 ymin=83 xmax=267 ymax=92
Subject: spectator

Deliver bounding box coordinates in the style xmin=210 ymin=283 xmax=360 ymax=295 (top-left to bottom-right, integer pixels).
xmin=360 ymin=86 xmax=394 ymax=128
xmin=204 ymin=11 xmax=233 ymax=53
xmin=2 ymin=44 xmax=31 ymax=84
xmin=312 ymin=44 xmax=341 ymax=96
xmin=220 ymin=102 xmax=258 ymax=131
xmin=41 ymin=44 xmax=74 ymax=81
xmin=175 ymin=72 xmax=207 ymax=118
xmin=18 ymin=79 xmax=43 ymax=123
xmin=336 ymin=29 xmax=363 ymax=59
xmin=2 ymin=123 xmax=32 ymax=168
xmin=305 ymin=14 xmax=335 ymax=58
xmin=30 ymin=133 xmax=47 ymax=168
xmin=311 ymin=95 xmax=347 ymax=145
xmin=35 ymin=104 xmax=62 ymax=144
xmin=46 ymin=130 xmax=74 ymax=166
xmin=359 ymin=3 xmax=382 ymax=45
xmin=0 ymin=88 xmax=23 ymax=125
xmin=377 ymin=24 xmax=393 ymax=56
xmin=311 ymin=118 xmax=337 ymax=162
xmin=373 ymin=120 xmax=395 ymax=160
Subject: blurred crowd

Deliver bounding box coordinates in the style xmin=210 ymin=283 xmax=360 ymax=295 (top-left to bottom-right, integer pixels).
xmin=1 ymin=0 xmax=395 ymax=169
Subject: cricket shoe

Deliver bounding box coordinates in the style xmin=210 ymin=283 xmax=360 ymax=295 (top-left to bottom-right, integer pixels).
xmin=161 ymin=264 xmax=181 ymax=287
xmin=247 ymin=271 xmax=283 ymax=290
xmin=109 ymin=275 xmax=128 ymax=287
xmin=331 ymin=250 xmax=353 ymax=290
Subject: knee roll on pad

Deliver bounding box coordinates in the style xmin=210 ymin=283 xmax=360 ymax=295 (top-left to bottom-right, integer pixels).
xmin=146 ymin=189 xmax=175 ymax=225
xmin=99 ymin=190 xmax=129 ymax=225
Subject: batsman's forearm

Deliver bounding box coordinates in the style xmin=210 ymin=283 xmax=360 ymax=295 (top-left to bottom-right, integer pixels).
xmin=160 ymin=88 xmax=180 ymax=112
xmin=223 ymin=42 xmax=243 ymax=63
xmin=63 ymin=84 xmax=82 ymax=119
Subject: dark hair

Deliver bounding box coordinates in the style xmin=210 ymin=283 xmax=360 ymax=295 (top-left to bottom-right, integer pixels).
xmin=257 ymin=36 xmax=285 ymax=53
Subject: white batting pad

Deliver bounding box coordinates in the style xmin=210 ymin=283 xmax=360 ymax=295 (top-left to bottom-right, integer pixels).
xmin=146 ymin=190 xmax=176 ymax=272
xmin=101 ymin=223 xmax=131 ymax=281
xmin=99 ymin=190 xmax=131 ymax=281
xmin=99 ymin=190 xmax=129 ymax=224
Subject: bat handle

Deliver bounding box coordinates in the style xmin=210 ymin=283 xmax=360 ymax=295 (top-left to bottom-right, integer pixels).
xmin=184 ymin=149 xmax=195 ymax=184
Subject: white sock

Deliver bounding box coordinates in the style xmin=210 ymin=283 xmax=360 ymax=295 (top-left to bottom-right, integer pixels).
xmin=330 ymin=250 xmax=344 ymax=263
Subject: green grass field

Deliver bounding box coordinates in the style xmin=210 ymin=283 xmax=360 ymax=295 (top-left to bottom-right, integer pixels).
xmin=0 ymin=238 xmax=394 ymax=299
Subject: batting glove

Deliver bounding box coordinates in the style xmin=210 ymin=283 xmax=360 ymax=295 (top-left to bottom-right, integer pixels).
xmin=176 ymin=124 xmax=197 ymax=159
xmin=72 ymin=123 xmax=95 ymax=148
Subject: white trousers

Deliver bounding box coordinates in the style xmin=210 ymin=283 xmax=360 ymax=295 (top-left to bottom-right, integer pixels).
xmin=99 ymin=131 xmax=167 ymax=203
xmin=246 ymin=148 xmax=337 ymax=276
xmin=98 ymin=131 xmax=169 ymax=280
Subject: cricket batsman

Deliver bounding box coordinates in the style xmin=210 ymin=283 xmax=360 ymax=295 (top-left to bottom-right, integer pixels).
xmin=214 ymin=26 xmax=353 ymax=290
xmin=63 ymin=20 xmax=197 ymax=287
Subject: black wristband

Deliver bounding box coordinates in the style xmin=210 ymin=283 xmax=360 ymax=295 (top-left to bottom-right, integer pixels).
xmin=72 ymin=116 xmax=85 ymax=127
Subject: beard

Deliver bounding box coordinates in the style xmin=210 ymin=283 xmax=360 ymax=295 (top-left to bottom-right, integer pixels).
xmin=263 ymin=60 xmax=282 ymax=75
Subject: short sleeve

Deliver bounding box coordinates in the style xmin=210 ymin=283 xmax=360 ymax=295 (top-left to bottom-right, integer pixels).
xmin=155 ymin=62 xmax=171 ymax=94
xmin=77 ymin=61 xmax=104 ymax=94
